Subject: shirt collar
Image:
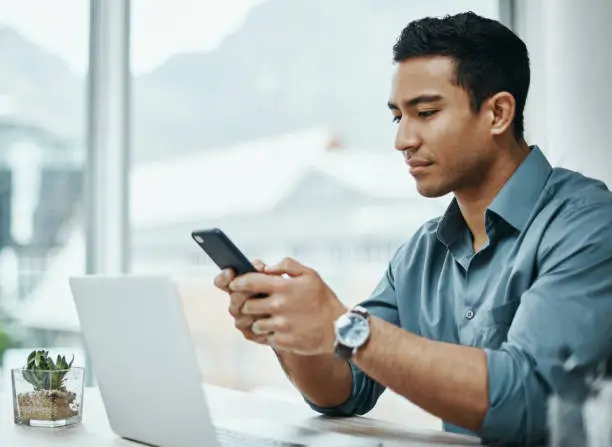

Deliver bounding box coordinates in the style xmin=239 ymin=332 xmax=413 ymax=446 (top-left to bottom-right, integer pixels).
xmin=436 ymin=146 xmax=552 ymax=247
xmin=488 ymin=146 xmax=552 ymax=232
xmin=436 ymin=199 xmax=465 ymax=248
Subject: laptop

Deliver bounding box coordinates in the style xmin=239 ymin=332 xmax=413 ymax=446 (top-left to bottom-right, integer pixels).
xmin=69 ymin=275 xmax=380 ymax=447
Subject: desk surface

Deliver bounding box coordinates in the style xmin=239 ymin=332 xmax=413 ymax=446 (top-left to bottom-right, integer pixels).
xmin=0 ymin=384 xmax=481 ymax=446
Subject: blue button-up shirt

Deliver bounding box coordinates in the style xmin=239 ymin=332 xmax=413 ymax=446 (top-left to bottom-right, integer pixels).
xmin=307 ymin=147 xmax=612 ymax=445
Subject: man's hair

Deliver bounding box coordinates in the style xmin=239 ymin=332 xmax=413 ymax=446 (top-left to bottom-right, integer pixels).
xmin=393 ymin=11 xmax=530 ymax=141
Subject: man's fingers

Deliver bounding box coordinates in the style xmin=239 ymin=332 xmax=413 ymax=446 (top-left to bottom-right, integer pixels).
xmin=228 ymin=291 xmax=250 ymax=316
xmin=229 ymin=272 xmax=285 ymax=295
xmin=224 ymin=258 xmax=296 ymax=350
xmin=253 ymin=258 xmax=282 ymax=277
xmin=234 ymin=315 xmax=269 ymax=345
xmin=248 ymin=333 xmax=269 ymax=344
xmin=250 ymin=316 xmax=281 ymax=335
xmin=242 ymin=295 xmax=284 ymax=316
xmin=252 ymin=259 xmax=266 ymax=272
xmin=214 ymin=268 xmax=235 ymax=292
xmin=234 ymin=315 xmax=254 ymax=332
xmin=264 ymin=257 xmax=310 ymax=277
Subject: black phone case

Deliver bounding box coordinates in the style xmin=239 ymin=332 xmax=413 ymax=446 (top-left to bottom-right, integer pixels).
xmin=191 ymin=228 xmax=257 ymax=276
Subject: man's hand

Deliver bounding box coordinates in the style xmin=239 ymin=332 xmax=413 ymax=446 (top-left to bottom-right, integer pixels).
xmin=213 ymin=259 xmax=269 ymax=345
xmin=215 ymin=257 xmax=354 ymax=409
xmin=229 ymin=257 xmax=348 ymax=356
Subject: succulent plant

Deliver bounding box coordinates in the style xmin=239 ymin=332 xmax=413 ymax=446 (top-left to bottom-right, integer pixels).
xmin=22 ymin=350 xmax=74 ymax=391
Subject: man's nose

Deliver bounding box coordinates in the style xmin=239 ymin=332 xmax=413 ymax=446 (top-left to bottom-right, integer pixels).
xmin=394 ymin=119 xmax=421 ymax=153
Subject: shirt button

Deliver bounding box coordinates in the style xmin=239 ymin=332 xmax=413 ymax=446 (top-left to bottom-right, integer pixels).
xmin=465 ymin=309 xmax=475 ymax=320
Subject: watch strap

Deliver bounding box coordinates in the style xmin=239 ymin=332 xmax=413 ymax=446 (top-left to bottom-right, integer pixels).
xmin=351 ymin=305 xmax=369 ymax=319
xmin=334 ymin=342 xmax=353 ymax=359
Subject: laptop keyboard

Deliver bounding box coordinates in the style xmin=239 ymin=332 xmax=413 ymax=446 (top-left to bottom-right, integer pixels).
xmin=216 ymin=427 xmax=306 ymax=446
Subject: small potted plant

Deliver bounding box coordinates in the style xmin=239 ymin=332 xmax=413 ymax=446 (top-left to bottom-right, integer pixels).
xmin=11 ymin=350 xmax=84 ymax=427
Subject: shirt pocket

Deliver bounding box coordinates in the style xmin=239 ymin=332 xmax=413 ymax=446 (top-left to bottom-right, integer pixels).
xmin=475 ymin=298 xmax=520 ymax=348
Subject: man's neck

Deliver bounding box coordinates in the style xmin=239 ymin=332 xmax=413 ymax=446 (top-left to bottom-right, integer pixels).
xmin=455 ymin=140 xmax=530 ymax=252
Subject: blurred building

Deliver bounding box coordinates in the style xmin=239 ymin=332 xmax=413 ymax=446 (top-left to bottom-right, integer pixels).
xmin=0 ymin=113 xmax=82 ymax=318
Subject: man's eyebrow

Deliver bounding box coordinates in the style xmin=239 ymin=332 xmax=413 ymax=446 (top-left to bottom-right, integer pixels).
xmin=387 ymin=101 xmax=399 ymax=110
xmin=387 ymin=94 xmax=444 ymax=110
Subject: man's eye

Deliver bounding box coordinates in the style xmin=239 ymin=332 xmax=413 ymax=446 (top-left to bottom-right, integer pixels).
xmin=392 ymin=115 xmax=402 ymax=124
xmin=418 ymin=110 xmax=438 ymax=118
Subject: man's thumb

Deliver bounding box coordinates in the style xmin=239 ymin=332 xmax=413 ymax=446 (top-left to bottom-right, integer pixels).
xmin=252 ymin=258 xmax=266 ymax=272
xmin=264 ymin=257 xmax=308 ymax=277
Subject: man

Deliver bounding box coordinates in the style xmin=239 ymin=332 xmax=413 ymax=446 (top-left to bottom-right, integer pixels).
xmin=214 ymin=11 xmax=612 ymax=445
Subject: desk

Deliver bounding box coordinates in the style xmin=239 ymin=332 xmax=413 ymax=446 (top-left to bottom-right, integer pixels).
xmin=0 ymin=384 xmax=481 ymax=446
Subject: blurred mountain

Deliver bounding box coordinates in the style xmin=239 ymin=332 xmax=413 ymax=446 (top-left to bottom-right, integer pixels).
xmin=134 ymin=0 xmax=414 ymax=160
xmin=0 ymin=0 xmax=486 ymax=162
xmin=0 ymin=27 xmax=85 ymax=139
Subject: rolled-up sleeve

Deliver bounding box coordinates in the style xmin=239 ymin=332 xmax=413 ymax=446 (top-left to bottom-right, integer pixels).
xmin=482 ymin=346 xmax=548 ymax=444
xmin=479 ymin=203 xmax=612 ymax=445
xmin=305 ymin=253 xmax=401 ymax=416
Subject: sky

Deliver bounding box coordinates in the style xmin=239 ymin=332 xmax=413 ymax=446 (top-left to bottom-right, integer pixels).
xmin=0 ymin=0 xmax=265 ymax=76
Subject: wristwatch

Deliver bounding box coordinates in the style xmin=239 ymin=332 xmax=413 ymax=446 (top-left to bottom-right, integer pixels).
xmin=333 ymin=305 xmax=371 ymax=359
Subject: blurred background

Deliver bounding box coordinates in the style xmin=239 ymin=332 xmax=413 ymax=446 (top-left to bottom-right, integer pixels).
xmin=0 ymin=0 xmax=610 ymax=428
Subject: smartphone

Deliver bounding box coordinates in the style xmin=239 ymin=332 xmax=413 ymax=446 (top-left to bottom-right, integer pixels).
xmin=191 ymin=228 xmax=258 ymax=276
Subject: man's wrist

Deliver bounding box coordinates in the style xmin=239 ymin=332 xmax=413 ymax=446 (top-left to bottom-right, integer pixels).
xmin=333 ymin=305 xmax=371 ymax=359
xmin=326 ymin=301 xmax=349 ymax=354
xmin=272 ymin=347 xmax=295 ymax=379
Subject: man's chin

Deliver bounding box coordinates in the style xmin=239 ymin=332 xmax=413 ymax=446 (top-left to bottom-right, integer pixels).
xmin=415 ymin=181 xmax=449 ymax=198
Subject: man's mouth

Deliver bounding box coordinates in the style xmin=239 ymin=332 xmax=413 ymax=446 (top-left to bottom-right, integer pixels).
xmin=406 ymin=158 xmax=433 ymax=175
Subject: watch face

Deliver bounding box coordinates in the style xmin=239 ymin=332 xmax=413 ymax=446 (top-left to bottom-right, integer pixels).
xmin=335 ymin=313 xmax=370 ymax=348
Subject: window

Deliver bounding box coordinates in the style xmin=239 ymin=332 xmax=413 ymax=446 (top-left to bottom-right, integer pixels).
xmin=130 ymin=0 xmax=501 ymax=402
xmin=0 ymin=0 xmax=89 ymax=388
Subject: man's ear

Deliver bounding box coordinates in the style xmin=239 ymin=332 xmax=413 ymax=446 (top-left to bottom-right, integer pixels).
xmin=486 ymin=92 xmax=516 ymax=136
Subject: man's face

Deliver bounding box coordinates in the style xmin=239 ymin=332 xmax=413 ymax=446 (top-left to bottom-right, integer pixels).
xmin=388 ymin=56 xmax=496 ymax=198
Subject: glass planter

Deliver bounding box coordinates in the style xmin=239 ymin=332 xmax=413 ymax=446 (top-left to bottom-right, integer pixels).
xmin=11 ymin=367 xmax=84 ymax=428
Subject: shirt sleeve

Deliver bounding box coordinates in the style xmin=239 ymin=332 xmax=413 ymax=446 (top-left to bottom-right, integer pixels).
xmin=480 ymin=203 xmax=612 ymax=445
xmin=305 ymin=250 xmax=401 ymax=416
